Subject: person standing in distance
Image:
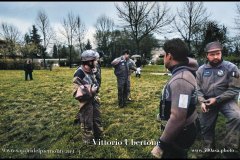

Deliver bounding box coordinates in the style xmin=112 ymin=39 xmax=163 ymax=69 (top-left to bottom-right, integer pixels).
xmin=196 ymin=41 xmax=240 ymax=158
xmin=24 ymin=59 xmax=34 ymax=80
xmin=151 ymin=38 xmax=199 ymax=158
xmin=111 ymin=50 xmax=130 ymax=108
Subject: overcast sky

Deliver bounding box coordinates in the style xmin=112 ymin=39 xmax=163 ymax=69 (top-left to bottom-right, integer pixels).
xmin=0 ymin=1 xmax=239 ymax=48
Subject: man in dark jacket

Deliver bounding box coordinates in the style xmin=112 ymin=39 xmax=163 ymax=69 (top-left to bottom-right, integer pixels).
xmin=24 ymin=60 xmax=33 ymax=80
xmin=151 ymin=38 xmax=199 ymax=158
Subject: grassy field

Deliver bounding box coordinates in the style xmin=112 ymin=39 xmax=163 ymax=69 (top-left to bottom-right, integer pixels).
xmin=0 ymin=65 xmax=234 ymax=158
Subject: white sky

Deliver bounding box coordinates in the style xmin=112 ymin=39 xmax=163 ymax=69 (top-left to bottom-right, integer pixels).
xmin=0 ymin=1 xmax=239 ymax=49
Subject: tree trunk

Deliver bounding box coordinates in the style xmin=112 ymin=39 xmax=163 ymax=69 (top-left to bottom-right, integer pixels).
xmin=69 ymin=45 xmax=72 ymax=68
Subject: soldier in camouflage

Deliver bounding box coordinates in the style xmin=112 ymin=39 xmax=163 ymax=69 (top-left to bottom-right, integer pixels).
xmin=73 ymin=49 xmax=103 ymax=144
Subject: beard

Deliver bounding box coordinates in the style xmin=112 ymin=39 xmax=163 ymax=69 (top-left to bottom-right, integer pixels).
xmin=209 ymin=58 xmax=223 ymax=67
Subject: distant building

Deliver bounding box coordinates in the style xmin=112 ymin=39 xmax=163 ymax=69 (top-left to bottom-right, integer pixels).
xmin=151 ymin=47 xmax=165 ymax=64
xmin=33 ymin=58 xmax=68 ymax=67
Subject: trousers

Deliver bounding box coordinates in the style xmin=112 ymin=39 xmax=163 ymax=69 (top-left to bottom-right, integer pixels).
xmin=199 ymin=99 xmax=240 ymax=150
xmin=161 ymin=121 xmax=198 ymax=158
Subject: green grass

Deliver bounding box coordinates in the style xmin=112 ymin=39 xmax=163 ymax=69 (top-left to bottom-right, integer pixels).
xmin=0 ymin=65 xmax=233 ymax=158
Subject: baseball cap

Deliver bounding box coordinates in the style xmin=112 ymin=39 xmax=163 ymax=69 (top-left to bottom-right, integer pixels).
xmin=204 ymin=41 xmax=222 ymax=53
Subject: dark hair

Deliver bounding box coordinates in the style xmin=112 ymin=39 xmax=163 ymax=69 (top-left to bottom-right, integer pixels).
xmin=163 ymin=38 xmax=189 ymax=62
xmin=123 ymin=49 xmax=130 ymax=55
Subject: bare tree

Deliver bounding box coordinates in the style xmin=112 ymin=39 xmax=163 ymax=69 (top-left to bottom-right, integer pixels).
xmin=234 ymin=3 xmax=240 ymax=31
xmin=75 ymin=15 xmax=86 ymax=54
xmin=0 ymin=22 xmax=21 ymax=59
xmin=173 ymin=2 xmax=209 ymax=53
xmin=19 ymin=32 xmax=36 ymax=60
xmin=115 ymin=1 xmax=173 ymax=57
xmin=94 ymin=14 xmax=115 ymax=54
xmin=60 ymin=12 xmax=77 ymax=68
xmin=52 ymin=31 xmax=63 ymax=64
xmin=36 ymin=9 xmax=54 ymax=68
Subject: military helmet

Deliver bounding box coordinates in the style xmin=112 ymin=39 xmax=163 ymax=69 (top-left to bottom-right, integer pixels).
xmin=94 ymin=51 xmax=100 ymax=59
xmin=81 ymin=50 xmax=96 ymax=61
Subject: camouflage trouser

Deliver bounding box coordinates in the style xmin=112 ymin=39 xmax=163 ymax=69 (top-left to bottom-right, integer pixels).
xmin=117 ymin=77 xmax=128 ymax=107
xmin=78 ymin=99 xmax=103 ymax=143
xmin=199 ymin=100 xmax=240 ymax=150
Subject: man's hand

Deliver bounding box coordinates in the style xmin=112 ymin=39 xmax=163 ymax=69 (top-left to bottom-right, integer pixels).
xmin=91 ymin=84 xmax=98 ymax=94
xmin=204 ymin=98 xmax=216 ymax=106
xmin=201 ymin=102 xmax=209 ymax=113
xmin=151 ymin=145 xmax=163 ymax=158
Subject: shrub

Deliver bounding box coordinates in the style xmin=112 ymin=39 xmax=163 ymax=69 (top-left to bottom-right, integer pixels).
xmin=0 ymin=59 xmax=42 ymax=70
xmin=155 ymin=58 xmax=164 ymax=65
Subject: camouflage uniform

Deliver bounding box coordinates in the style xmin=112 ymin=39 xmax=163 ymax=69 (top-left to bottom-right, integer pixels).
xmin=196 ymin=60 xmax=240 ymax=151
xmin=73 ymin=50 xmax=103 ymax=144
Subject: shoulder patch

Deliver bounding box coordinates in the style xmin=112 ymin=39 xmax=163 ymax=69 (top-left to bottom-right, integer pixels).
xmin=217 ymin=69 xmax=225 ymax=77
xmin=231 ymin=71 xmax=239 ymax=78
xmin=178 ymin=94 xmax=188 ymax=109
xmin=203 ymin=69 xmax=212 ymax=77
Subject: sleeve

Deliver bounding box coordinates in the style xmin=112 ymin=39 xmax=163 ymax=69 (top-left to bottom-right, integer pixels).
xmin=73 ymin=69 xmax=93 ymax=102
xmin=129 ymin=59 xmax=137 ymax=71
xmin=216 ymin=65 xmax=240 ymax=103
xmin=160 ymin=79 xmax=193 ymax=143
xmin=111 ymin=57 xmax=120 ymax=66
xmin=196 ymin=68 xmax=206 ymax=103
xmin=74 ymin=69 xmax=85 ymax=80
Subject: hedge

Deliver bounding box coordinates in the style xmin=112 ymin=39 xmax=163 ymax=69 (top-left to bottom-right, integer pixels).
xmin=0 ymin=59 xmax=41 ymax=70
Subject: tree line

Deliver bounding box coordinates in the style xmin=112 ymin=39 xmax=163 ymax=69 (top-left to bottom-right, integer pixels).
xmin=1 ymin=2 xmax=240 ymax=68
